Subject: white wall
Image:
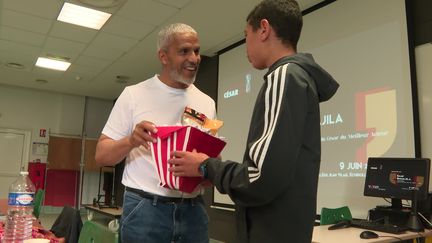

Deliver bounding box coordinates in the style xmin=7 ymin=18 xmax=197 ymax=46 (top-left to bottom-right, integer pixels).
xmin=0 ymin=84 xmax=113 ymax=205
xmin=0 ymin=84 xmax=85 ymax=163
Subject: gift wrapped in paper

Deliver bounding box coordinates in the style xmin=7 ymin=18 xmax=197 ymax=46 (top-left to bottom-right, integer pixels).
xmin=150 ymin=126 xmax=226 ymax=193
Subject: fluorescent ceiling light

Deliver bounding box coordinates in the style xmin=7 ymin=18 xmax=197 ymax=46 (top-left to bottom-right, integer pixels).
xmin=36 ymin=57 xmax=71 ymax=71
xmin=57 ymin=2 xmax=111 ymax=30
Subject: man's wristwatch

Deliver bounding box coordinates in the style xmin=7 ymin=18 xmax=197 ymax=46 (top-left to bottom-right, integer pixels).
xmin=198 ymin=161 xmax=208 ymax=179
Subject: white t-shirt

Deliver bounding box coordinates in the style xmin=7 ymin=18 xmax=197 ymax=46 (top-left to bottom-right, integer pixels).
xmin=102 ymin=75 xmax=216 ymax=198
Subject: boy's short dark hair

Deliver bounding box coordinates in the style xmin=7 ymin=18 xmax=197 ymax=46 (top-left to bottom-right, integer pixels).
xmin=247 ymin=0 xmax=303 ymax=49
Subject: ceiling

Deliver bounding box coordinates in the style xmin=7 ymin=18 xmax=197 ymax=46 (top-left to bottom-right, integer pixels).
xmin=0 ymin=0 xmax=322 ymax=100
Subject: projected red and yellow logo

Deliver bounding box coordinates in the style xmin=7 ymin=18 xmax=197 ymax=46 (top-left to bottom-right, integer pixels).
xmin=356 ymin=88 xmax=396 ymax=163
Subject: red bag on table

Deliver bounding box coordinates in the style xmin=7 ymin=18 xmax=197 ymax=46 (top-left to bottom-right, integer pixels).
xmin=150 ymin=126 xmax=226 ymax=193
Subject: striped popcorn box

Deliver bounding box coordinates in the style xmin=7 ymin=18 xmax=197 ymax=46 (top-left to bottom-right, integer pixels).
xmin=150 ymin=126 xmax=226 ymax=193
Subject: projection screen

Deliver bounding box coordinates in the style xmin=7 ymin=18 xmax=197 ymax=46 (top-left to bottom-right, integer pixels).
xmin=215 ymin=0 xmax=416 ymax=218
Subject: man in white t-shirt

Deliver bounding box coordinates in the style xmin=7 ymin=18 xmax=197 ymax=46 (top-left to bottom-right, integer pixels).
xmin=95 ymin=23 xmax=215 ymax=243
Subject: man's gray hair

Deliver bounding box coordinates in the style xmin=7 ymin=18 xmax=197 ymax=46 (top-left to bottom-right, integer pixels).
xmin=157 ymin=23 xmax=197 ymax=51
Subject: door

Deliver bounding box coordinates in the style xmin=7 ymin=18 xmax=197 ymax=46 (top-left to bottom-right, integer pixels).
xmin=0 ymin=128 xmax=31 ymax=198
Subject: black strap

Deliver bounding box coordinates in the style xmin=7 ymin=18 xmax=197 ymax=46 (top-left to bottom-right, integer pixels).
xmin=125 ymin=187 xmax=200 ymax=204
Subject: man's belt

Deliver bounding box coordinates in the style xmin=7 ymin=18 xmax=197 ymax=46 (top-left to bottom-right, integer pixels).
xmin=125 ymin=186 xmax=201 ymax=204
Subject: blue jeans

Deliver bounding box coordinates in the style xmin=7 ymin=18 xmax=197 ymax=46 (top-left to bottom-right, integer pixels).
xmin=120 ymin=190 xmax=209 ymax=243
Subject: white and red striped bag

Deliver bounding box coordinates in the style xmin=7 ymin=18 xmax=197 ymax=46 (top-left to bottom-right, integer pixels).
xmin=150 ymin=126 xmax=226 ymax=193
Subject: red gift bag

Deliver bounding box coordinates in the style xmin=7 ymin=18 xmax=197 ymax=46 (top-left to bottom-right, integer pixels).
xmin=150 ymin=126 xmax=226 ymax=193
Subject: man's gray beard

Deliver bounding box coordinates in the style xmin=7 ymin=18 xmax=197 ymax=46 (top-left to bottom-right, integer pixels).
xmin=170 ymin=69 xmax=196 ymax=86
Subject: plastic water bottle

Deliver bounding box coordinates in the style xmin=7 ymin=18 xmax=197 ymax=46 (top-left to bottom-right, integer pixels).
xmin=3 ymin=171 xmax=36 ymax=242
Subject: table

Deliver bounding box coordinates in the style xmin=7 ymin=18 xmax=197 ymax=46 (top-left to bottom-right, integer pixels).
xmin=84 ymin=205 xmax=122 ymax=218
xmin=84 ymin=205 xmax=122 ymax=232
xmin=0 ymin=199 xmax=64 ymax=242
xmin=0 ymin=199 xmax=7 ymax=215
xmin=313 ymin=225 xmax=432 ymax=243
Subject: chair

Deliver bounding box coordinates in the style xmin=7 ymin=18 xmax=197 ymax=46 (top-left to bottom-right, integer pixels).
xmin=50 ymin=206 xmax=83 ymax=243
xmin=78 ymin=220 xmax=118 ymax=243
xmin=320 ymin=206 xmax=353 ymax=225
xmin=33 ymin=189 xmax=45 ymax=219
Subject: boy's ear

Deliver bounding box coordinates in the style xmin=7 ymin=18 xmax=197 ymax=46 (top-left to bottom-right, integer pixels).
xmin=259 ymin=19 xmax=271 ymax=41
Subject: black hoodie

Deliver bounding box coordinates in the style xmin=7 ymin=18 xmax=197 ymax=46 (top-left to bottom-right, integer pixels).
xmin=204 ymin=53 xmax=339 ymax=243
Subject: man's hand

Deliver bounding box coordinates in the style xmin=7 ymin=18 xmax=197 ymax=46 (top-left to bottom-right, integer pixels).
xmin=129 ymin=121 xmax=158 ymax=149
xmin=168 ymin=149 xmax=209 ymax=177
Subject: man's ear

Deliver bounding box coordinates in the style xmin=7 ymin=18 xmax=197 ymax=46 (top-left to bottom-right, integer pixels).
xmin=159 ymin=50 xmax=168 ymax=65
xmin=259 ymin=19 xmax=271 ymax=41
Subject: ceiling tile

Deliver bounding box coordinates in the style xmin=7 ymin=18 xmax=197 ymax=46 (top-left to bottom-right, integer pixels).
xmin=3 ymin=0 xmax=62 ymax=20
xmin=0 ymin=49 xmax=38 ymax=62
xmin=92 ymin=32 xmax=138 ymax=50
xmin=154 ymin=0 xmax=192 ymax=9
xmin=81 ymin=46 xmax=125 ymax=60
xmin=0 ymin=68 xmax=35 ymax=85
xmin=50 ymin=21 xmax=98 ymax=44
xmin=82 ymin=32 xmax=138 ymax=60
xmin=0 ymin=52 xmax=35 ymax=72
xmin=0 ymin=26 xmax=46 ymax=47
xmin=117 ymin=0 xmax=178 ymax=25
xmin=68 ymin=64 xmax=103 ymax=77
xmin=32 ymin=67 xmax=65 ymax=79
xmin=62 ymin=70 xmax=97 ymax=83
xmin=1 ymin=9 xmax=53 ymax=34
xmin=0 ymin=39 xmax=41 ymax=57
xmin=102 ymin=15 xmax=155 ymax=40
xmin=67 ymin=0 xmax=126 ymax=14
xmin=42 ymin=37 xmax=87 ymax=60
xmin=74 ymin=55 xmax=113 ymax=69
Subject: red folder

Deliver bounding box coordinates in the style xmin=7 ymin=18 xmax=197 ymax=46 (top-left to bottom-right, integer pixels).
xmin=150 ymin=126 xmax=226 ymax=193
